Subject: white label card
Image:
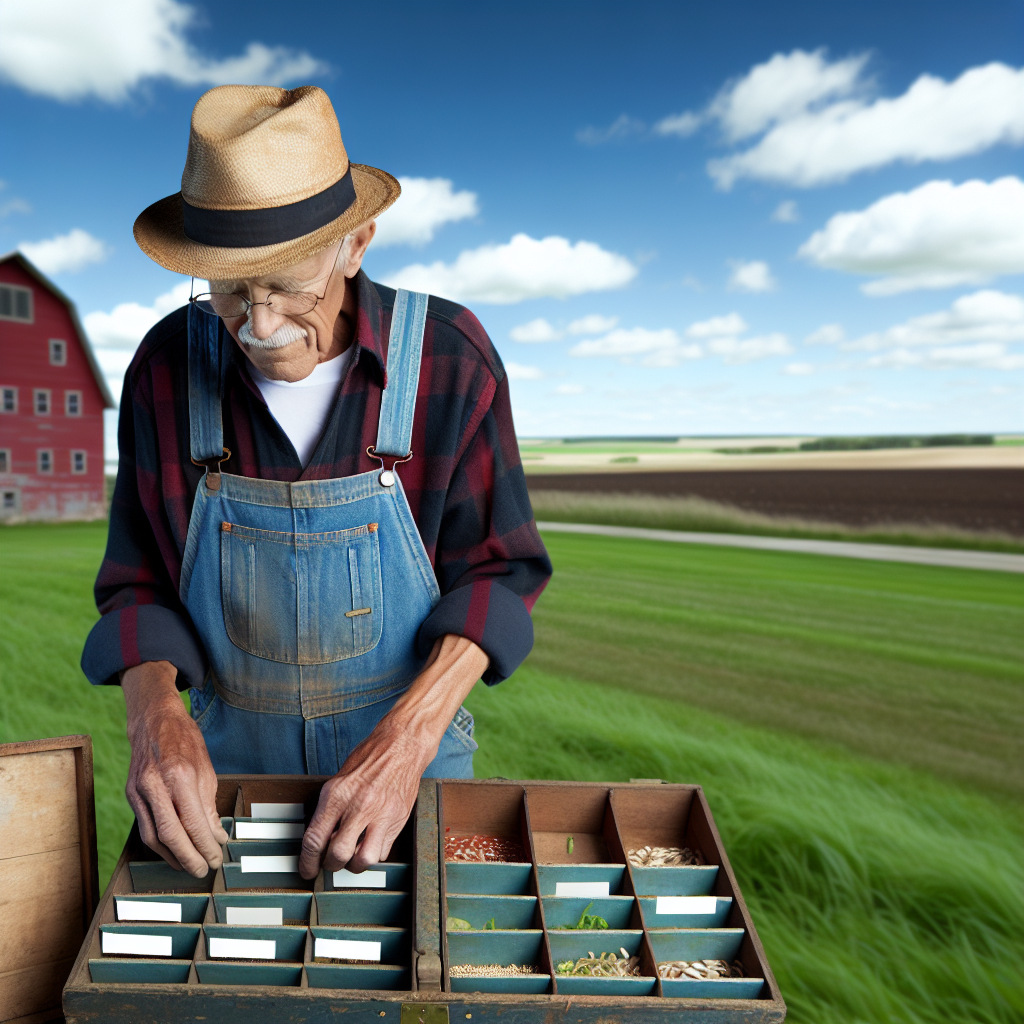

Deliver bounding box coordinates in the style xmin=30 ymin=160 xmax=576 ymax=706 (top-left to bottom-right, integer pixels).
xmin=115 ymin=899 xmax=182 ymax=923
xmin=225 ymin=906 xmax=284 ymax=925
xmin=315 ymin=937 xmax=382 ymax=962
xmin=102 ymin=932 xmax=173 ymax=956
xmin=250 ymin=803 xmax=304 ymax=820
xmin=235 ymin=822 xmax=304 ymax=840
xmin=333 ymin=868 xmax=388 ymax=889
xmin=240 ymin=855 xmax=300 ymax=874
xmin=208 ymin=937 xmax=277 ymax=960
xmin=555 ymin=881 xmax=610 ymax=898
xmin=656 ymin=896 xmax=718 ymax=915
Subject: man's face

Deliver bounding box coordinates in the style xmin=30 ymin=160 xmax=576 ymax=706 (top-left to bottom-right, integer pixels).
xmin=214 ymin=221 xmax=375 ymax=382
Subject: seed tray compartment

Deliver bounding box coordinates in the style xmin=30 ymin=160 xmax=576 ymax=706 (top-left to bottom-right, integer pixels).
xmin=447 ymin=894 xmax=540 ymax=930
xmin=640 ymin=895 xmax=734 ymax=929
xmin=64 ymin=774 xmax=784 ymax=1022
xmin=114 ymin=893 xmax=210 ymax=923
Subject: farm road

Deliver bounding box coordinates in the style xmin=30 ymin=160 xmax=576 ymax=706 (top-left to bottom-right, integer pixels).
xmin=537 ymin=521 xmax=1024 ymax=572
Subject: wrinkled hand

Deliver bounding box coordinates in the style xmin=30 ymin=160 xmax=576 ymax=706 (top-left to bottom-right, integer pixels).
xmin=299 ymin=635 xmax=489 ymax=879
xmin=122 ymin=661 xmax=228 ymax=877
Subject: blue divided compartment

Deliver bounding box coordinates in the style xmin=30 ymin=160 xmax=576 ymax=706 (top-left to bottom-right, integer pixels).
xmin=230 ymin=817 xmax=306 ymax=840
xmin=324 ymin=861 xmax=411 ymax=891
xmin=89 ymin=958 xmax=192 ymax=984
xmin=447 ymin=895 xmax=538 ymax=931
xmin=196 ymin=961 xmax=302 ymax=986
xmin=311 ymin=926 xmax=410 ymax=967
xmin=114 ymin=894 xmax=209 ymax=924
xmin=542 ymin=896 xmax=635 ymax=930
xmin=445 ymin=861 xmax=533 ymax=895
xmin=535 ymin=863 xmax=626 ymax=897
xmin=128 ymin=860 xmax=215 ymax=893
xmin=99 ymin=923 xmax=201 ymax=960
xmin=306 ymin=963 xmax=410 ymax=990
xmin=649 ymin=929 xmax=764 ymax=1000
xmin=213 ymin=892 xmax=313 ymax=925
xmin=316 ymin=890 xmax=409 ymax=926
xmin=549 ymin=930 xmax=655 ymax=996
xmin=447 ymin=929 xmax=549 ymax=995
xmin=225 ymin=839 xmax=303 ymax=860
xmin=630 ymin=864 xmax=719 ymax=896
xmin=639 ymin=895 xmax=732 ymax=929
xmin=222 ymin=859 xmax=311 ymax=891
xmin=204 ymin=924 xmax=307 ymax=962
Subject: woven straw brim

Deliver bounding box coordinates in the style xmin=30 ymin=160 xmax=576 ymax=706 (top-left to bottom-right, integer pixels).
xmin=133 ymin=164 xmax=400 ymax=279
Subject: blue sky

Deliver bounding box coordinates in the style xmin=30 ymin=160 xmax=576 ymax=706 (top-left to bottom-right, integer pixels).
xmin=2 ymin=0 xmax=1023 ymax=449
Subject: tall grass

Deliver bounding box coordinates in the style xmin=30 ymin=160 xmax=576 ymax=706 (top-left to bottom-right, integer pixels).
xmin=528 ymin=490 xmax=1024 ymax=554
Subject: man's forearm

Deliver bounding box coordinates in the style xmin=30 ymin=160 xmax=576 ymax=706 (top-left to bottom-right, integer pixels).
xmin=121 ymin=660 xmax=181 ymax=723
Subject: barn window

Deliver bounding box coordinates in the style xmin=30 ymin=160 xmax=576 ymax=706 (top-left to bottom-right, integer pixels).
xmin=2 ymin=490 xmax=17 ymax=511
xmin=1 ymin=387 xmax=15 ymax=413
xmin=37 ymin=449 xmax=53 ymax=474
xmin=49 ymin=339 xmax=67 ymax=365
xmin=0 ymin=284 xmax=33 ymax=322
xmin=65 ymin=390 xmax=82 ymax=416
xmin=71 ymin=450 xmax=87 ymax=474
xmin=34 ymin=389 xmax=51 ymax=415
xmin=0 ymin=449 xmax=9 ymax=473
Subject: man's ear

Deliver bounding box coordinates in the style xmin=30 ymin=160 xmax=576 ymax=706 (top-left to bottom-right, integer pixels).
xmin=342 ymin=221 xmax=377 ymax=279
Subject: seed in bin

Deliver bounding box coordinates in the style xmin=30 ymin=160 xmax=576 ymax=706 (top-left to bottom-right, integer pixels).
xmin=449 ymin=963 xmax=537 ymax=977
xmin=626 ymin=844 xmax=705 ymax=866
xmin=444 ymin=833 xmax=525 ymax=862
xmin=556 ymin=950 xmax=641 ymax=977
xmin=658 ymin=959 xmax=746 ymax=980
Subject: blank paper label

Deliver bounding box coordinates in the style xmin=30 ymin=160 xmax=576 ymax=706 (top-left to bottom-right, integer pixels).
xmin=241 ymin=855 xmax=300 ymax=874
xmin=102 ymin=932 xmax=173 ymax=956
xmin=209 ymin=937 xmax=277 ymax=960
xmin=225 ymin=906 xmax=284 ymax=925
xmin=555 ymin=881 xmax=610 ymax=897
xmin=315 ymin=937 xmax=382 ymax=962
xmin=656 ymin=896 xmax=718 ymax=915
xmin=333 ymin=868 xmax=388 ymax=889
xmin=250 ymin=803 xmax=304 ymax=820
xmin=115 ymin=899 xmax=182 ymax=922
xmin=235 ymin=821 xmax=304 ymax=839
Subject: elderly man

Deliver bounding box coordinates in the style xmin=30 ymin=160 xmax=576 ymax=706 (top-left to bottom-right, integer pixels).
xmin=82 ymin=85 xmax=551 ymax=881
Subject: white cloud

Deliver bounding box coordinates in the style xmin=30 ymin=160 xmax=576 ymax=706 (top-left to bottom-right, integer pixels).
xmin=707 ymin=58 xmax=1024 ymax=188
xmin=0 ymin=0 xmax=325 ymax=102
xmin=576 ymin=115 xmax=646 ymax=144
xmin=799 ymin=177 xmax=1024 ymax=295
xmin=805 ymin=323 xmax=845 ymax=345
xmin=772 ymin=200 xmax=800 ymax=223
xmin=383 ymin=234 xmax=637 ymax=304
xmin=568 ymin=314 xmax=618 ymax=335
xmin=372 ymin=177 xmax=478 ymax=248
xmin=19 ymin=228 xmax=110 ymax=274
xmin=784 ymin=362 xmax=815 ymax=375
xmin=555 ymin=384 xmax=585 ymax=395
xmin=867 ymin=344 xmax=1024 ymax=371
xmin=570 ymin=327 xmax=702 ymax=368
xmin=728 ymin=259 xmax=777 ymax=293
xmin=708 ymin=333 xmax=793 ymax=363
xmin=685 ymin=313 xmax=748 ymax=338
xmin=510 ymin=318 xmax=563 ymax=343
xmin=505 ymin=362 xmax=545 ymax=381
xmin=654 ymin=111 xmax=703 ymax=137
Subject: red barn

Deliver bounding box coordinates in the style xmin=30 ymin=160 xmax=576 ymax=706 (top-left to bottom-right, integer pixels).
xmin=0 ymin=251 xmax=115 ymax=522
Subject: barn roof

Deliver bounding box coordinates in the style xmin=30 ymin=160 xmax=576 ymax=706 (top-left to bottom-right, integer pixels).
xmin=1 ymin=250 xmax=117 ymax=409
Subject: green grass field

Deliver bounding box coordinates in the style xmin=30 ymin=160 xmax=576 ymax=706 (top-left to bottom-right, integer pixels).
xmin=1 ymin=521 xmax=1021 ymax=1024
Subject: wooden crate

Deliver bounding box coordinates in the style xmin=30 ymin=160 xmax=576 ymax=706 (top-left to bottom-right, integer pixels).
xmin=63 ymin=776 xmax=786 ymax=1022
xmin=1 ymin=735 xmax=99 ymax=1024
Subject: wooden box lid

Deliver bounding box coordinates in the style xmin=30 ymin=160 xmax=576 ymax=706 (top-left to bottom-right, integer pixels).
xmin=0 ymin=736 xmax=99 ymax=1024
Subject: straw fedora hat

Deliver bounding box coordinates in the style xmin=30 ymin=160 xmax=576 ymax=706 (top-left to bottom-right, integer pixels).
xmin=134 ymin=85 xmax=400 ymax=279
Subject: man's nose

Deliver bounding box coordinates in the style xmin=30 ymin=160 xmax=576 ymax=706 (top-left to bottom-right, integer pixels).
xmin=248 ymin=294 xmax=288 ymax=339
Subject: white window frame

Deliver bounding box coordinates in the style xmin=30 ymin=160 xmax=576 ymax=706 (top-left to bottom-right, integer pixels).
xmin=1 ymin=387 xmax=16 ymax=414
xmin=65 ymin=390 xmax=82 ymax=416
xmin=49 ymin=339 xmax=67 ymax=366
xmin=34 ymin=388 xmax=51 ymax=415
xmin=71 ymin=449 xmax=87 ymax=474
xmin=0 ymin=283 xmax=33 ymax=323
xmin=37 ymin=449 xmax=53 ymax=474
xmin=0 ymin=449 xmax=10 ymax=473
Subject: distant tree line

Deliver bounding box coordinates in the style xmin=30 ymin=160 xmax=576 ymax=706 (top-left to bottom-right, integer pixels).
xmin=799 ymin=435 xmax=994 ymax=451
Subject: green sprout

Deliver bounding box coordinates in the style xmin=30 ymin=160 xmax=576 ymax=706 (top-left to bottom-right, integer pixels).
xmin=556 ymin=902 xmax=609 ymax=930
xmin=567 ymin=836 xmax=574 ymax=855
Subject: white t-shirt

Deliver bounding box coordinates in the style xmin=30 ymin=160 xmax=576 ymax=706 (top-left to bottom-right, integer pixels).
xmin=247 ymin=348 xmax=353 ymax=467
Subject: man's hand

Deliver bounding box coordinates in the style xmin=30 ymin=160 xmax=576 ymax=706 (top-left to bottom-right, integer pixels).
xmin=299 ymin=635 xmax=488 ymax=879
xmin=121 ymin=661 xmax=228 ymax=877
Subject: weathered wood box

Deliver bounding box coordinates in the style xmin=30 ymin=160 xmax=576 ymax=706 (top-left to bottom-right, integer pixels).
xmin=64 ymin=777 xmax=785 ymax=1022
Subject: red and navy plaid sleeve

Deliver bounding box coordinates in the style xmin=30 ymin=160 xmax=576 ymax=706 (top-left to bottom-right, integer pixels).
xmin=81 ymin=273 xmax=552 ymax=689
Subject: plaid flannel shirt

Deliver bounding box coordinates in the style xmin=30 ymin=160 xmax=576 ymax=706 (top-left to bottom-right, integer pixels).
xmin=81 ymin=271 xmax=552 ymax=690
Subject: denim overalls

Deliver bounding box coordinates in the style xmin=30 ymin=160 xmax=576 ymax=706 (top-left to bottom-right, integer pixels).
xmin=179 ymin=291 xmax=476 ymax=778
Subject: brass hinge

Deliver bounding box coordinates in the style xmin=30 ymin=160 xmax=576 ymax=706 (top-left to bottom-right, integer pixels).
xmin=401 ymin=1005 xmax=449 ymax=1024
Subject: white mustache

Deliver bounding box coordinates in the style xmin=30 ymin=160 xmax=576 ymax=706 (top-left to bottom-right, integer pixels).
xmin=238 ymin=317 xmax=308 ymax=350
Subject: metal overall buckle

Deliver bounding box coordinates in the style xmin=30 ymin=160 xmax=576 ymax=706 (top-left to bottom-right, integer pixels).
xmin=191 ymin=447 xmax=232 ymax=491
xmin=366 ymin=446 xmax=413 ymax=488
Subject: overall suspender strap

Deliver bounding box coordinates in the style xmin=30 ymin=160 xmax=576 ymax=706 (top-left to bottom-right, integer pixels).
xmin=374 ymin=289 xmax=429 ymax=458
xmin=187 ymin=303 xmax=230 ymax=481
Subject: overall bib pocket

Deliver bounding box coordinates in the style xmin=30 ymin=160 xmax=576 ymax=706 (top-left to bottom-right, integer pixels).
xmin=220 ymin=521 xmax=383 ymax=664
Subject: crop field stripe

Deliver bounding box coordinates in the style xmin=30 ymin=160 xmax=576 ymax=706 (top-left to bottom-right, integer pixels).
xmin=538 ymin=520 xmax=1024 ymax=571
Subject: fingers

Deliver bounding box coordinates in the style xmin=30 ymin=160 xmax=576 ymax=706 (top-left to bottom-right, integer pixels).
xmin=126 ymin=781 xmax=184 ymax=872
xmin=137 ymin=769 xmax=211 ymax=877
xmin=347 ymin=822 xmax=389 ymax=872
xmin=300 ymin=778 xmax=349 ymax=878
xmin=172 ymin=779 xmax=225 ymax=871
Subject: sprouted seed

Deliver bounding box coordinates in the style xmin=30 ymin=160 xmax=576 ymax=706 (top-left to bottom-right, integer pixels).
xmin=555 ymin=902 xmax=609 ymax=930
xmin=567 ymin=836 xmax=574 ymax=855
xmin=555 ymin=950 xmax=641 ymax=977
xmin=446 ymin=915 xmax=498 ymax=931
xmin=626 ymin=845 xmax=705 ymax=867
xmin=658 ymin=958 xmax=746 ymax=980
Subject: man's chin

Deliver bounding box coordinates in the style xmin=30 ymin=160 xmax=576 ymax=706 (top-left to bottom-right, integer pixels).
xmin=246 ymin=341 xmax=317 ymax=382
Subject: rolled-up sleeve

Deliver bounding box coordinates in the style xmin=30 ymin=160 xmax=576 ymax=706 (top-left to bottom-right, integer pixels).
xmin=417 ymin=372 xmax=552 ymax=683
